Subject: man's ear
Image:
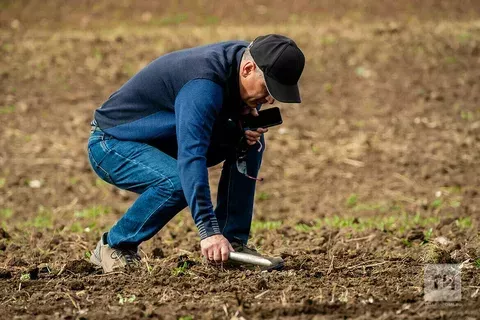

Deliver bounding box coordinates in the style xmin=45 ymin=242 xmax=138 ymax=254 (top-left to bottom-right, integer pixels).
xmin=242 ymin=61 xmax=255 ymax=77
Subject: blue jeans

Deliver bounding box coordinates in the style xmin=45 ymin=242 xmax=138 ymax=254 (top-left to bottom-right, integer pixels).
xmin=87 ymin=126 xmax=264 ymax=249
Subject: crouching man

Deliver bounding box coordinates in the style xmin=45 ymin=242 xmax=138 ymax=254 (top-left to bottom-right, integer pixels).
xmin=86 ymin=34 xmax=305 ymax=272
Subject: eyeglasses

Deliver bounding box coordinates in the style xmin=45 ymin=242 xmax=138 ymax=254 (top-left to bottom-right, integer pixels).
xmin=236 ymin=137 xmax=264 ymax=181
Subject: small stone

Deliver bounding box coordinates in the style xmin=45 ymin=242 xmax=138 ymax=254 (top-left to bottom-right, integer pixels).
xmin=7 ymin=243 xmax=20 ymax=251
xmin=309 ymin=247 xmax=327 ymax=254
xmin=48 ymin=235 xmax=62 ymax=248
xmin=10 ymin=19 xmax=20 ymax=29
xmin=152 ymin=247 xmax=164 ymax=259
xmin=28 ymin=180 xmax=42 ymax=188
xmin=141 ymin=11 xmax=152 ymax=22
xmin=256 ymin=5 xmax=268 ymax=15
xmin=434 ymin=236 xmax=452 ymax=246
xmin=0 ymin=268 xmax=12 ymax=279
xmin=28 ymin=267 xmax=39 ymax=280
xmin=0 ymin=228 xmax=10 ymax=239
xmin=257 ymin=278 xmax=268 ymax=290
xmin=407 ymin=229 xmax=425 ymax=241
xmin=430 ymin=91 xmax=444 ymax=101
xmin=17 ymin=101 xmax=28 ymax=113
xmin=7 ymin=257 xmax=28 ymax=267
xmin=69 ymin=280 xmax=85 ymax=290
xmin=38 ymin=264 xmax=51 ymax=274
xmin=65 ymin=259 xmax=95 ymax=274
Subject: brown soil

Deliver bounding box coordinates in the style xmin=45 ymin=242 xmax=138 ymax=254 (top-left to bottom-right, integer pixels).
xmin=0 ymin=1 xmax=479 ymax=319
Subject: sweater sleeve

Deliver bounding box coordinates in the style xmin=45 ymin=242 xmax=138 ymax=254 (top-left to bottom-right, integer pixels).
xmin=175 ymin=79 xmax=223 ymax=240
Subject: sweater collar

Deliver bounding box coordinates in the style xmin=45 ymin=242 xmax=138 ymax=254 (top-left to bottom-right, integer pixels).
xmin=228 ymin=47 xmax=246 ymax=114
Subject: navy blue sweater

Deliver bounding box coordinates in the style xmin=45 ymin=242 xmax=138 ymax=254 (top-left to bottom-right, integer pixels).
xmin=92 ymin=41 xmax=248 ymax=239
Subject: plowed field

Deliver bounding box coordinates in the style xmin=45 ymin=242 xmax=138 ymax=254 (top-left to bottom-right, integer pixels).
xmin=0 ymin=1 xmax=479 ymax=319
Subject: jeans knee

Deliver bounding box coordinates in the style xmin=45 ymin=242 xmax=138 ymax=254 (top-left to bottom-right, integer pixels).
xmin=168 ymin=176 xmax=184 ymax=200
xmin=151 ymin=174 xmax=184 ymax=200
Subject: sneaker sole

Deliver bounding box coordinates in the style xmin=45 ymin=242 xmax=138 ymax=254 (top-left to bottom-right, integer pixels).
xmin=264 ymin=261 xmax=284 ymax=271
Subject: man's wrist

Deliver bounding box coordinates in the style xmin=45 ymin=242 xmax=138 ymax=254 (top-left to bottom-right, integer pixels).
xmin=197 ymin=217 xmax=221 ymax=240
xmin=199 ymin=230 xmax=222 ymax=241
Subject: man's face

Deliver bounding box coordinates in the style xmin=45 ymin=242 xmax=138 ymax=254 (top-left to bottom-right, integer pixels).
xmin=239 ymin=61 xmax=275 ymax=112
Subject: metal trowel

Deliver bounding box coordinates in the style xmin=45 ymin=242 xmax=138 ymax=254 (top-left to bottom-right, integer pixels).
xmin=228 ymin=252 xmax=284 ymax=270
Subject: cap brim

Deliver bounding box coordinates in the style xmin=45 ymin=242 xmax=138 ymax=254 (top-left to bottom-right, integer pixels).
xmin=264 ymin=75 xmax=301 ymax=103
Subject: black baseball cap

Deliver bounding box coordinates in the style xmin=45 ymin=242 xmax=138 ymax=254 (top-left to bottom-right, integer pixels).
xmin=249 ymin=34 xmax=305 ymax=103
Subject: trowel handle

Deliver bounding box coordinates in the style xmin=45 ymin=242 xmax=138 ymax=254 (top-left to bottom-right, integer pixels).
xmin=228 ymin=252 xmax=273 ymax=267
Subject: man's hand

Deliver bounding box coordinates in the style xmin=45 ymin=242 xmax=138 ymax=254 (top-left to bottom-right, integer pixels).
xmin=243 ymin=107 xmax=268 ymax=145
xmin=245 ymin=128 xmax=268 ymax=145
xmin=200 ymin=234 xmax=234 ymax=262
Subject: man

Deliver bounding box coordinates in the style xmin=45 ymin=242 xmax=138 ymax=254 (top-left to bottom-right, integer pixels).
xmin=87 ymin=34 xmax=305 ymax=273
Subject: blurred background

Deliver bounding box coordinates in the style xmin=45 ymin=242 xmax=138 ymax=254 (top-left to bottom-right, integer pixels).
xmin=1 ymin=0 xmax=479 ymax=247
xmin=0 ymin=0 xmax=479 ymax=318
xmin=1 ymin=0 xmax=480 ymax=246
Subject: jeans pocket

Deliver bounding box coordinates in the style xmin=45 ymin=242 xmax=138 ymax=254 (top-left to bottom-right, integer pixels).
xmin=100 ymin=136 xmax=120 ymax=153
xmin=88 ymin=146 xmax=114 ymax=184
xmin=87 ymin=133 xmax=102 ymax=148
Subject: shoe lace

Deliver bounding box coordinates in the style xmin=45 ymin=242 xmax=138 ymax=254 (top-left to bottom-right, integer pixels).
xmin=111 ymin=249 xmax=141 ymax=265
xmin=232 ymin=242 xmax=258 ymax=253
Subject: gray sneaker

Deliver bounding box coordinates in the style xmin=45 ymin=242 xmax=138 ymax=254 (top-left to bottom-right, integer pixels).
xmin=230 ymin=241 xmax=284 ymax=271
xmin=90 ymin=233 xmax=141 ymax=273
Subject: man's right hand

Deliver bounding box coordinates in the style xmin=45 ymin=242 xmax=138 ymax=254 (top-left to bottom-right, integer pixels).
xmin=245 ymin=127 xmax=268 ymax=145
xmin=200 ymin=234 xmax=234 ymax=262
